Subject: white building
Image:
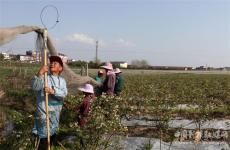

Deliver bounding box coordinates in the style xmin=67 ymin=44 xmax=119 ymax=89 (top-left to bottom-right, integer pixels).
xmin=111 ymin=61 xmax=128 ymax=68
xmin=18 ymin=55 xmax=33 ymax=62
xmin=26 ymin=50 xmax=41 ymax=62
xmin=1 ymin=52 xmax=10 ymax=60
xmin=26 ymin=50 xmax=68 ymax=63
xmin=58 ymin=53 xmax=68 ymax=63
xmin=1 ymin=50 xmax=69 ymax=63
xmin=120 ymin=62 xmax=128 ymax=68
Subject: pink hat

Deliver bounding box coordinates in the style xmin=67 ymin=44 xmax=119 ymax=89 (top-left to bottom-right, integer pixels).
xmin=78 ymin=84 xmax=94 ymax=94
xmin=107 ymin=70 xmax=115 ymax=75
xmin=114 ymin=68 xmax=122 ymax=74
xmin=100 ymin=62 xmax=113 ymax=70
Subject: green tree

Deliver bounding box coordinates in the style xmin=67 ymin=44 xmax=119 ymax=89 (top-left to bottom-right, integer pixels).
xmin=89 ymin=58 xmax=101 ymax=68
xmin=68 ymin=60 xmax=87 ymax=67
xmin=0 ymin=53 xmax=4 ymax=61
xmin=131 ymin=59 xmax=149 ymax=69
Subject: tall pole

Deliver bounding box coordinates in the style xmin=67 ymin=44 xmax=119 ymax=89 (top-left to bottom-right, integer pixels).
xmin=43 ymin=29 xmax=51 ymax=150
xmin=86 ymin=62 xmax=88 ymax=76
xmin=96 ymin=40 xmax=98 ymax=65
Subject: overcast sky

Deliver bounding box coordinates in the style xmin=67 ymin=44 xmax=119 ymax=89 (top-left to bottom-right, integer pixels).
xmin=0 ymin=0 xmax=230 ymax=67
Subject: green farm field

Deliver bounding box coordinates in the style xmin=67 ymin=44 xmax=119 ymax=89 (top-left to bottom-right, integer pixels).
xmin=0 ymin=63 xmax=230 ymax=149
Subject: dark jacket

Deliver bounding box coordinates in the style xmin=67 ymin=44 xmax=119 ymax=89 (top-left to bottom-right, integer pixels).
xmin=76 ymin=95 xmax=92 ymax=127
xmin=103 ymin=71 xmax=116 ymax=95
xmin=114 ymin=74 xmax=123 ymax=95
xmin=94 ymin=76 xmax=104 ymax=96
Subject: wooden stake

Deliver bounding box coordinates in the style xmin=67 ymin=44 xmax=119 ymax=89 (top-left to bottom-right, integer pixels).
xmin=43 ymin=29 xmax=51 ymax=150
xmin=86 ymin=62 xmax=88 ymax=76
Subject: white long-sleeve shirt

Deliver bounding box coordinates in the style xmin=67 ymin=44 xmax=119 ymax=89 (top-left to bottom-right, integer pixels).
xmin=32 ymin=73 xmax=67 ymax=138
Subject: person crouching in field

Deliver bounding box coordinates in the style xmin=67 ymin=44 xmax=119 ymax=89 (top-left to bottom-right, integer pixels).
xmin=100 ymin=62 xmax=116 ymax=95
xmin=94 ymin=70 xmax=104 ymax=96
xmin=32 ymin=56 xmax=67 ymax=150
xmin=114 ymin=68 xmax=123 ymax=95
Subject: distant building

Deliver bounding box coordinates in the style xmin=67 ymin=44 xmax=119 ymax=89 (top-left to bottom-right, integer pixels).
xmin=26 ymin=50 xmax=41 ymax=62
xmin=0 ymin=49 xmax=69 ymax=63
xmin=195 ymin=66 xmax=204 ymax=70
xmin=68 ymin=59 xmax=76 ymax=62
xmin=1 ymin=52 xmax=10 ymax=60
xmin=111 ymin=61 xmax=128 ymax=68
xmin=18 ymin=55 xmax=33 ymax=62
xmin=221 ymin=67 xmax=230 ymax=71
xmin=58 ymin=53 xmax=68 ymax=63
xmin=149 ymin=66 xmax=192 ymax=70
xmin=25 ymin=50 xmax=68 ymax=63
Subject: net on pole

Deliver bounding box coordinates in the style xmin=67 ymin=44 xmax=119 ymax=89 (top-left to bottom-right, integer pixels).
xmin=0 ymin=25 xmax=100 ymax=94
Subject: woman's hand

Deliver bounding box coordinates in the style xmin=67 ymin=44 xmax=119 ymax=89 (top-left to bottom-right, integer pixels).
xmin=44 ymin=86 xmax=55 ymax=94
xmin=37 ymin=65 xmax=48 ymax=77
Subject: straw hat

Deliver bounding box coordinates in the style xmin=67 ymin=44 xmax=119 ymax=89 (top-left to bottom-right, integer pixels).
xmin=78 ymin=84 xmax=94 ymax=94
xmin=100 ymin=62 xmax=113 ymax=70
xmin=114 ymin=68 xmax=122 ymax=74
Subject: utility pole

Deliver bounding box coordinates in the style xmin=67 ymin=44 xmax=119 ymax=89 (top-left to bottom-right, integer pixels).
xmin=95 ymin=40 xmax=98 ymax=65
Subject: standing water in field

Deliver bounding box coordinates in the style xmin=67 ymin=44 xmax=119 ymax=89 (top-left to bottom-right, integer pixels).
xmin=111 ymin=136 xmax=230 ymax=150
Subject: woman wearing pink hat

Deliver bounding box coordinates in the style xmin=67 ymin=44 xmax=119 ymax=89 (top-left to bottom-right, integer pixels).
xmin=75 ymin=84 xmax=94 ymax=148
xmin=100 ymin=62 xmax=116 ymax=95
xmin=114 ymin=68 xmax=123 ymax=95
xmin=76 ymin=84 xmax=94 ymax=127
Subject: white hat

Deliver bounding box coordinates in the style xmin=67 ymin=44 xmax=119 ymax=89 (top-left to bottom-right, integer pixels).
xmin=114 ymin=68 xmax=122 ymax=74
xmin=78 ymin=84 xmax=94 ymax=94
xmin=100 ymin=62 xmax=113 ymax=70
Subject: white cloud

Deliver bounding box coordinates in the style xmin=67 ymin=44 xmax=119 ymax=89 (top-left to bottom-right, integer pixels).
xmin=66 ymin=33 xmax=95 ymax=45
xmin=115 ymin=38 xmax=136 ymax=47
xmin=63 ymin=34 xmax=134 ymax=49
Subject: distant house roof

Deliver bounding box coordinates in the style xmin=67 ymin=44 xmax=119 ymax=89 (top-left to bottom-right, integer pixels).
xmin=18 ymin=54 xmax=29 ymax=57
xmin=58 ymin=53 xmax=67 ymax=56
xmin=148 ymin=66 xmax=192 ymax=70
xmin=110 ymin=61 xmax=127 ymax=64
